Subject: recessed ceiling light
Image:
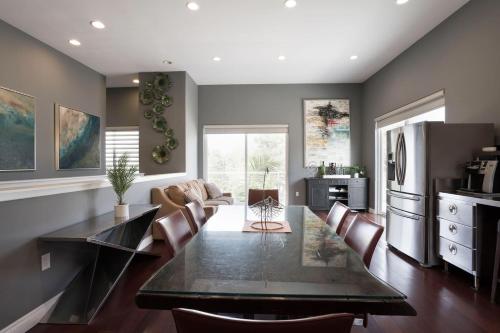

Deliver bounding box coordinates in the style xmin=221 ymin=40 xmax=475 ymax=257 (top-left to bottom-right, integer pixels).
xmin=350 ymin=55 xmax=358 ymax=60
xmin=396 ymin=0 xmax=409 ymax=5
xmin=284 ymin=0 xmax=297 ymax=8
xmin=90 ymin=20 xmax=105 ymax=29
xmin=133 ymin=79 xmax=140 ymax=84
xmin=213 ymin=56 xmax=221 ymax=62
xmin=278 ymin=55 xmax=286 ymax=61
xmin=69 ymin=39 xmax=81 ymax=46
xmin=186 ymin=2 xmax=200 ymax=11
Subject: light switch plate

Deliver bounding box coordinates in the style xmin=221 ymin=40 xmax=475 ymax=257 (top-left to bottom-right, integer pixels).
xmin=295 ymin=191 xmax=300 ymax=197
xmin=41 ymin=253 xmax=51 ymax=271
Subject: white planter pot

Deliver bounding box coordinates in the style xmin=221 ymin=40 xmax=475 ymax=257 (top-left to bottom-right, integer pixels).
xmin=115 ymin=204 xmax=129 ymax=218
xmin=354 ymin=173 xmax=360 ymax=178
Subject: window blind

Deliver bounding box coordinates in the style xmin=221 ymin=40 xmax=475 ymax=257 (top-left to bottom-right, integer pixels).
xmin=105 ymin=127 xmax=139 ymax=170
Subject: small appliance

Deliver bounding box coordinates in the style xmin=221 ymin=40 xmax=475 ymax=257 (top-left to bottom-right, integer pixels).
xmin=482 ymin=160 xmax=500 ymax=193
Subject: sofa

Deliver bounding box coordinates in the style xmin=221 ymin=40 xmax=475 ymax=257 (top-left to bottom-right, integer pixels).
xmin=151 ymin=179 xmax=233 ymax=239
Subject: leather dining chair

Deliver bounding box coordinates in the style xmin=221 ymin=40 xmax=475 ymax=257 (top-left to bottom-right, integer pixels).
xmin=339 ymin=212 xmax=358 ymax=239
xmin=185 ymin=200 xmax=207 ymax=233
xmin=326 ymin=201 xmax=351 ymax=235
xmin=172 ymin=308 xmax=354 ymax=333
xmin=248 ymin=189 xmax=279 ymax=206
xmin=344 ymin=214 xmax=384 ymax=268
xmin=155 ymin=210 xmax=194 ymax=257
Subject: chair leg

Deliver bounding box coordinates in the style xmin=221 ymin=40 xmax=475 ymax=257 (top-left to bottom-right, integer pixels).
xmin=491 ymin=227 xmax=500 ymax=303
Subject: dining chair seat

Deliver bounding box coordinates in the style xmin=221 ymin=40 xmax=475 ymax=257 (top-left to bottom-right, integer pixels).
xmin=155 ymin=210 xmax=194 ymax=257
xmin=172 ymin=308 xmax=354 ymax=333
xmin=344 ymin=214 xmax=384 ymax=268
xmin=326 ymin=201 xmax=351 ymax=235
xmin=185 ymin=200 xmax=208 ymax=233
xmin=248 ymin=189 xmax=279 ymax=206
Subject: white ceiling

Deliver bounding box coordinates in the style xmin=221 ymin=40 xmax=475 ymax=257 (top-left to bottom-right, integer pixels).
xmin=0 ymin=0 xmax=469 ymax=86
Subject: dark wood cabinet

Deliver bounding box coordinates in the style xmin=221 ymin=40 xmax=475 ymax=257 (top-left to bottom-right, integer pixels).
xmin=306 ymin=177 xmax=369 ymax=211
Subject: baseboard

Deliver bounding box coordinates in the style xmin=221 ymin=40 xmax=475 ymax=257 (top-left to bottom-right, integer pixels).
xmin=0 ymin=292 xmax=62 ymax=333
xmin=369 ymin=207 xmax=376 ymax=214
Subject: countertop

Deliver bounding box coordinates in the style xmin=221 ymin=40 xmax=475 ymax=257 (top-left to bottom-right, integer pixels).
xmin=438 ymin=191 xmax=500 ymax=208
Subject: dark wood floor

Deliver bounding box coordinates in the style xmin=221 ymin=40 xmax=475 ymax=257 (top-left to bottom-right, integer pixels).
xmin=30 ymin=212 xmax=500 ymax=333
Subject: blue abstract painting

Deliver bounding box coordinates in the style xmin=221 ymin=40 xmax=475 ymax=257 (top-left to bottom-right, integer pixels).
xmin=0 ymin=86 xmax=35 ymax=171
xmin=56 ymin=105 xmax=100 ymax=169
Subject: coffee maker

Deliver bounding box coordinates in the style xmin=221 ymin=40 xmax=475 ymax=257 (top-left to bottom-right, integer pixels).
xmin=482 ymin=160 xmax=500 ymax=193
xmin=462 ymin=159 xmax=500 ymax=194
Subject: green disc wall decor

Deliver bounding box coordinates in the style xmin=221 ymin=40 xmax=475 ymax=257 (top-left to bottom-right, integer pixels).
xmin=144 ymin=110 xmax=153 ymax=119
xmin=152 ymin=145 xmax=170 ymax=164
xmin=139 ymin=73 xmax=179 ymax=164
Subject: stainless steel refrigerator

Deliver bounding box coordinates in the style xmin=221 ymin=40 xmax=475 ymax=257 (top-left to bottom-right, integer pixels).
xmin=386 ymin=122 xmax=494 ymax=266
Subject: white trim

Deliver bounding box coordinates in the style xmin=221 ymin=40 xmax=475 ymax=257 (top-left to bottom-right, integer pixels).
xmin=369 ymin=208 xmax=376 ymax=214
xmin=0 ymin=292 xmax=62 ymax=333
xmin=374 ymin=90 xmax=444 ymax=123
xmin=106 ymin=126 xmax=139 ymax=131
xmin=0 ymin=173 xmax=187 ymax=203
xmin=204 ymin=124 xmax=289 ymax=134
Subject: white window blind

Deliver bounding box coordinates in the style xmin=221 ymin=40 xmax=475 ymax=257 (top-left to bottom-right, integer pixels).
xmin=105 ymin=127 xmax=139 ymax=170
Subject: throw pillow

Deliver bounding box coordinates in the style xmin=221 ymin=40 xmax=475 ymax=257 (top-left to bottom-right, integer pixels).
xmin=184 ymin=188 xmax=203 ymax=204
xmin=205 ymin=182 xmax=223 ymax=199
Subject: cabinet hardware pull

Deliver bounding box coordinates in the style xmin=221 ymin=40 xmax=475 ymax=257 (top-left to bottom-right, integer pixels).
xmin=448 ymin=244 xmax=457 ymax=255
xmin=448 ymin=224 xmax=458 ymax=234
xmin=448 ymin=203 xmax=458 ymax=215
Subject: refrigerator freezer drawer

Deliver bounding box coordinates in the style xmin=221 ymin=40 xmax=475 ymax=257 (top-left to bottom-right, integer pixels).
xmin=438 ymin=218 xmax=475 ymax=249
xmin=387 ymin=190 xmax=425 ymax=216
xmin=386 ymin=206 xmax=426 ymax=263
xmin=438 ymin=198 xmax=475 ymax=227
xmin=439 ymin=237 xmax=475 ymax=272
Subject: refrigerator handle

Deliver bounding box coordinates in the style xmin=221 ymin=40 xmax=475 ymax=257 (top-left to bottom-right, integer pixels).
xmin=387 ymin=190 xmax=421 ymax=201
xmin=401 ymin=133 xmax=407 ymax=185
xmin=395 ymin=133 xmax=402 ymax=185
xmin=387 ymin=206 xmax=420 ymax=221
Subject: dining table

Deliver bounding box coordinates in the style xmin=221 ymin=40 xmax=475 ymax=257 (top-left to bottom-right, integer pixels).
xmin=135 ymin=205 xmax=416 ymax=317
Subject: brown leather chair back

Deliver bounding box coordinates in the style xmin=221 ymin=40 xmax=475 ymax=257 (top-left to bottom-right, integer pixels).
xmin=326 ymin=201 xmax=351 ymax=235
xmin=248 ymin=189 xmax=279 ymax=206
xmin=173 ymin=308 xmax=353 ymax=333
xmin=339 ymin=212 xmax=358 ymax=238
xmin=344 ymin=214 xmax=384 ymax=268
xmin=155 ymin=210 xmax=194 ymax=257
xmin=185 ymin=200 xmax=207 ymax=233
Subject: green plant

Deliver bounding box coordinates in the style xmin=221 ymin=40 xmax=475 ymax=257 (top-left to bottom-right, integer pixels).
xmin=107 ymin=153 xmax=138 ymax=205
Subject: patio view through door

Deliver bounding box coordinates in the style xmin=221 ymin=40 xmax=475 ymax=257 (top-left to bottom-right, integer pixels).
xmin=204 ymin=126 xmax=288 ymax=205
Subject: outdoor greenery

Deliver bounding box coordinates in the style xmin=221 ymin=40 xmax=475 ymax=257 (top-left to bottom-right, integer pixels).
xmin=206 ymin=133 xmax=286 ymax=203
xmin=107 ymin=153 xmax=138 ymax=205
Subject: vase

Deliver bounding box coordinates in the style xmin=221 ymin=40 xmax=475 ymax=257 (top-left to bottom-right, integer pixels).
xmin=115 ymin=204 xmax=129 ymax=218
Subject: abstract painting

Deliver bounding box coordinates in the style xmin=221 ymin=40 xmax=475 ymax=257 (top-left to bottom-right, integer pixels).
xmin=304 ymin=99 xmax=350 ymax=167
xmin=0 ymin=86 xmax=35 ymax=171
xmin=55 ymin=105 xmax=100 ymax=170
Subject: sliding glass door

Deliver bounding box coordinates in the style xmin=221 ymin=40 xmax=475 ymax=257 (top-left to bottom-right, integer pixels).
xmin=204 ymin=126 xmax=288 ymax=204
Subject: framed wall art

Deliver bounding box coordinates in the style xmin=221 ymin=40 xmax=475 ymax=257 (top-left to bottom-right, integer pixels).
xmin=55 ymin=104 xmax=101 ymax=170
xmin=303 ymin=99 xmax=350 ymax=167
xmin=0 ymin=86 xmax=35 ymax=171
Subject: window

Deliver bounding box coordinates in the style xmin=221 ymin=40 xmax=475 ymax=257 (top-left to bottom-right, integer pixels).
xmin=204 ymin=126 xmax=288 ymax=204
xmin=374 ymin=91 xmax=446 ymax=215
xmin=105 ymin=127 xmax=139 ymax=170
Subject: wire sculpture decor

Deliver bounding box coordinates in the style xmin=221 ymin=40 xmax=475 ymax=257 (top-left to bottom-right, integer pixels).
xmin=249 ymin=167 xmax=284 ymax=231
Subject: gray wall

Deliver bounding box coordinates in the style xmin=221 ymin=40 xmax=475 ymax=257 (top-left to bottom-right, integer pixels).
xmin=106 ymin=87 xmax=139 ymax=127
xmin=0 ymin=19 xmax=106 ymax=181
xmin=186 ymin=73 xmax=199 ymax=178
xmin=361 ymin=0 xmax=500 ymax=208
xmin=138 ymin=72 xmax=187 ymax=175
xmin=198 ymin=84 xmax=362 ymax=205
xmin=0 ymin=21 xmax=198 ymax=328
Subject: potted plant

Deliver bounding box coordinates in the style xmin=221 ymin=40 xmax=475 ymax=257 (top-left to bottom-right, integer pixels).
xmin=107 ymin=153 xmax=138 ymax=218
xmin=351 ymin=165 xmax=362 ymax=178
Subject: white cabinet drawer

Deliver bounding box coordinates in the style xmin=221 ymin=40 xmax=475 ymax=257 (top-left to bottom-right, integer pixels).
xmin=438 ymin=199 xmax=475 ymax=227
xmin=438 ymin=218 xmax=475 ymax=249
xmin=439 ymin=237 xmax=475 ymax=272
